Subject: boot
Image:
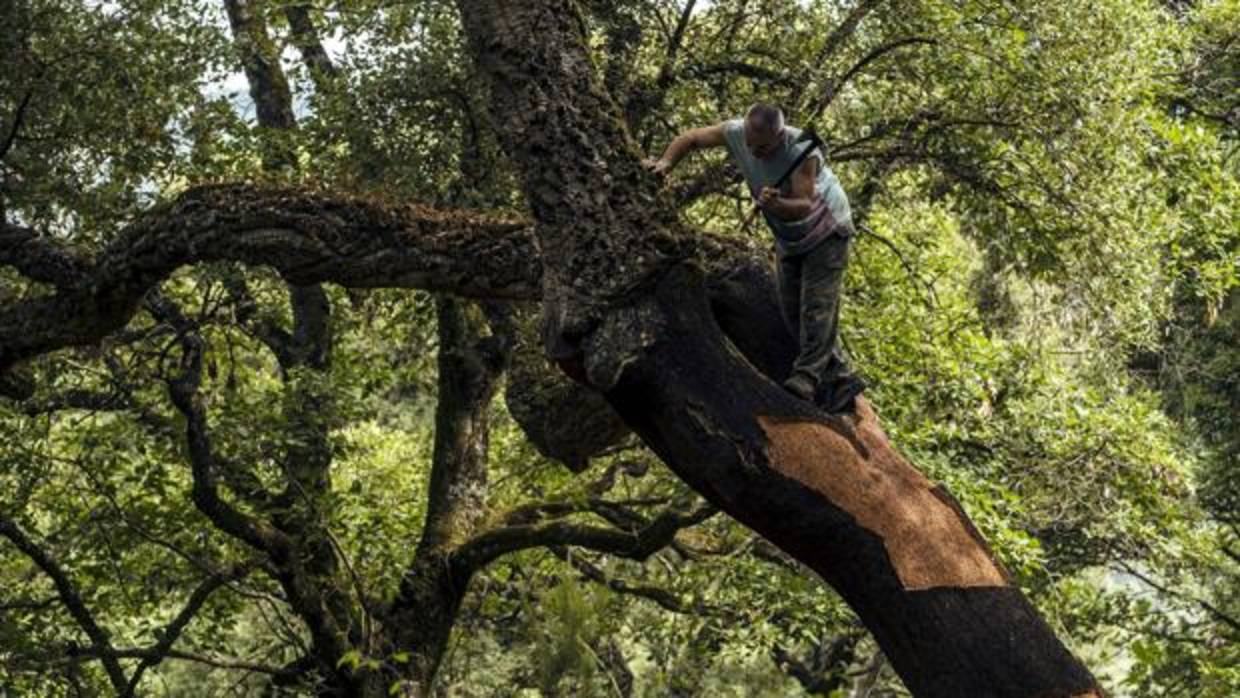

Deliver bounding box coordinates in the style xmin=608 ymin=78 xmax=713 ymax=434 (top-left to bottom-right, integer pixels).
xmin=782 ymin=373 xmax=816 ymax=402
xmin=817 ymin=374 xmax=866 ymax=414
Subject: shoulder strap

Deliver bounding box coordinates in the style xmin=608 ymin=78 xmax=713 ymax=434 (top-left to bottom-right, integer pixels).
xmin=772 ymin=130 xmax=823 ymax=190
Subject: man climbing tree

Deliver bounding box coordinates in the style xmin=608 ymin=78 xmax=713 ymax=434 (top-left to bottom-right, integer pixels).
xmin=645 ymin=103 xmax=867 ymax=413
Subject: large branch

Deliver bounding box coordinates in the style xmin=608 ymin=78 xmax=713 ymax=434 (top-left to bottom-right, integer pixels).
xmin=0 ymin=183 xmax=540 ymax=376
xmin=0 ymin=223 xmax=93 ymax=286
xmin=414 ymin=297 xmax=509 ymax=553
xmin=222 ymin=0 xmax=296 ymax=168
xmin=456 ymin=1 xmax=696 ymax=374
xmin=384 ymin=296 xmax=510 ymax=691
xmin=0 ymin=184 xmax=788 ymax=473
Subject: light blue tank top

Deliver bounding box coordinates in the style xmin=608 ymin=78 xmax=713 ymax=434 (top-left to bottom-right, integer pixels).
xmin=722 ymin=119 xmax=852 ymax=245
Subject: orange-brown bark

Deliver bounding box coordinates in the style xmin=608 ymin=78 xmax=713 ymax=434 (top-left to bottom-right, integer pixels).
xmin=758 ymin=405 xmax=1008 ymax=590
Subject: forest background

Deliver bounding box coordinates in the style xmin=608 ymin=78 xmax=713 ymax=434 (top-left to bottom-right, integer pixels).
xmin=0 ymin=0 xmax=1237 ymax=695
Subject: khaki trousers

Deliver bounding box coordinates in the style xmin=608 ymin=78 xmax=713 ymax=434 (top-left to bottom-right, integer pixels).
xmin=775 ymin=230 xmax=855 ymax=392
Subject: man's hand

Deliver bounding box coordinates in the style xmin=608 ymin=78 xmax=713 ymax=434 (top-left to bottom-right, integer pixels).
xmin=642 ymin=158 xmax=673 ymax=176
xmin=645 ymin=123 xmax=725 ymax=178
xmin=757 ymin=186 xmax=780 ymax=209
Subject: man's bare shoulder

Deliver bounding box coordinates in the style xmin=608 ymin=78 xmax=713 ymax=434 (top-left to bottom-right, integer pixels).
xmin=791 ymin=153 xmax=820 ymax=197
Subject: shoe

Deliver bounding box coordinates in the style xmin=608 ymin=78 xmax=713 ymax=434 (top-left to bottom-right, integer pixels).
xmin=823 ymin=375 xmax=866 ymax=414
xmin=782 ymin=373 xmax=816 ymax=402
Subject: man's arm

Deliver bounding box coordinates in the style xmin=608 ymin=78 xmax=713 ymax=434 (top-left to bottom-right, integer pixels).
xmin=644 ymin=123 xmax=727 ymax=175
xmin=758 ymin=154 xmax=819 ymax=221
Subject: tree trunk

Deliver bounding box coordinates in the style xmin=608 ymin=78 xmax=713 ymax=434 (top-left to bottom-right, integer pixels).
xmin=220 ymin=4 xmax=373 ymax=694
xmin=454 ymin=1 xmax=1103 ymax=695
xmin=606 ymin=264 xmax=1098 ymax=697
xmin=386 ymin=296 xmax=509 ymax=695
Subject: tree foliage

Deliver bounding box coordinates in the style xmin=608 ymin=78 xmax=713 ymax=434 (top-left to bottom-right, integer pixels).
xmin=1 ymin=0 xmax=1236 ymax=695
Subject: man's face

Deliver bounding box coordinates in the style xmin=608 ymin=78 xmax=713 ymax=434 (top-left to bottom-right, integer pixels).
xmin=744 ymin=123 xmax=782 ymax=159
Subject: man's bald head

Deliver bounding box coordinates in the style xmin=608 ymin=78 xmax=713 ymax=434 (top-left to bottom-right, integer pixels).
xmin=745 ymin=103 xmax=784 ymax=134
xmin=744 ymin=102 xmax=785 ymax=159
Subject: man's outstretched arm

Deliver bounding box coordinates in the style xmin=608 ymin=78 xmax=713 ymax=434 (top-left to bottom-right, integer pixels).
xmin=644 ymin=123 xmax=727 ymax=175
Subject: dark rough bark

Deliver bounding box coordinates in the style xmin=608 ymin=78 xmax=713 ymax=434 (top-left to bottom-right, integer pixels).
xmin=0 ymin=223 xmax=93 ymax=286
xmin=0 ymin=7 xmax=732 ymax=697
xmin=0 ymin=185 xmax=538 ymax=381
xmin=453 ymin=1 xmax=1103 ymax=696
xmin=504 ymin=302 xmax=631 ymax=471
xmin=455 ymin=1 xmax=694 ymax=375
xmin=0 ymin=2 xmax=1103 ymax=692
xmin=604 ymin=265 xmax=1098 ymax=697
xmin=0 ymin=185 xmax=773 ymax=439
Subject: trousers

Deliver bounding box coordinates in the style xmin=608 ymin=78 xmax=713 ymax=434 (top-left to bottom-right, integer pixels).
xmin=775 ymin=229 xmax=855 ymax=391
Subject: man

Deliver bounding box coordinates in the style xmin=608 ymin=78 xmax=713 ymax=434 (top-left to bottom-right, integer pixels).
xmin=644 ymin=103 xmax=866 ymax=413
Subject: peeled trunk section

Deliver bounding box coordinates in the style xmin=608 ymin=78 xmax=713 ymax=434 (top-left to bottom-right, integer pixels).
xmin=603 ymin=264 xmax=1099 ymax=697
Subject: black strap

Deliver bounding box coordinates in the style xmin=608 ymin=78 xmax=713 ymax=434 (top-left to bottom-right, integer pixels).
xmin=770 ymin=130 xmax=823 ymax=191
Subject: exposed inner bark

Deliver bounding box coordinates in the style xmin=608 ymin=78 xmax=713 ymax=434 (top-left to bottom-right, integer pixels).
xmin=757 ymin=413 xmax=1007 ymax=590
xmin=0 ymin=123 xmax=1099 ymax=698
